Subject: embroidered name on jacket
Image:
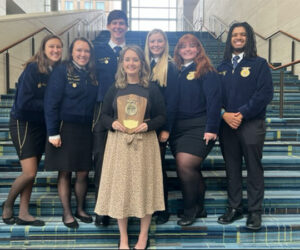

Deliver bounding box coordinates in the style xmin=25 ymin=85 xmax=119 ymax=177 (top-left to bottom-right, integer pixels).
xmin=98 ymin=57 xmax=110 ymax=64
xmin=67 ymin=73 xmax=80 ymax=88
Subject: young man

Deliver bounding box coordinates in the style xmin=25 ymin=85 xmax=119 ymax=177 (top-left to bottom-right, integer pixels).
xmin=93 ymin=10 xmax=128 ymax=227
xmin=217 ymin=22 xmax=273 ymax=230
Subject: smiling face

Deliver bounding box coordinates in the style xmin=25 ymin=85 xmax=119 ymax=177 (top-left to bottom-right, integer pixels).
xmin=231 ymin=26 xmax=247 ymax=54
xmin=178 ymin=42 xmax=199 ymax=64
xmin=71 ymin=40 xmax=91 ymax=67
xmin=44 ymin=38 xmax=63 ymax=64
xmin=107 ymin=18 xmax=128 ymax=44
xmin=148 ymin=32 xmax=166 ymax=58
xmin=123 ymin=49 xmax=141 ymax=79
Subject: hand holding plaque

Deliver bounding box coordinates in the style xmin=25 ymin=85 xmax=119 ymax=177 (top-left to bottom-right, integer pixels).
xmin=117 ymin=94 xmax=147 ymax=134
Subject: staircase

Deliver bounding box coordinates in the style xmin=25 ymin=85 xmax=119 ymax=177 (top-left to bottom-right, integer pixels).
xmin=0 ymin=31 xmax=300 ymax=249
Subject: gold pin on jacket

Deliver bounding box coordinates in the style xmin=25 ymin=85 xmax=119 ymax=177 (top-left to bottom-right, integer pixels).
xmin=187 ymin=71 xmax=196 ymax=80
xmin=241 ymin=67 xmax=251 ymax=77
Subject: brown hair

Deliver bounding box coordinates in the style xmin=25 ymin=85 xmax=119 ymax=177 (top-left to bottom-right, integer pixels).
xmin=66 ymin=37 xmax=97 ymax=86
xmin=24 ymin=34 xmax=63 ymax=74
xmin=173 ymin=33 xmax=215 ymax=78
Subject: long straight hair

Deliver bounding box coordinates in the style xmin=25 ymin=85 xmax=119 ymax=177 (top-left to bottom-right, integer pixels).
xmin=66 ymin=37 xmax=97 ymax=85
xmin=173 ymin=34 xmax=215 ymax=79
xmin=144 ymin=29 xmax=170 ymax=87
xmin=24 ymin=34 xmax=63 ymax=74
xmin=223 ymin=22 xmax=257 ymax=60
xmin=115 ymin=45 xmax=150 ymax=89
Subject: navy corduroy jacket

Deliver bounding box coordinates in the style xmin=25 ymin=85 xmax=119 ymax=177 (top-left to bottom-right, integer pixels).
xmin=217 ymin=56 xmax=273 ymax=120
xmin=11 ymin=62 xmax=50 ymax=123
xmin=44 ymin=63 xmax=98 ymax=136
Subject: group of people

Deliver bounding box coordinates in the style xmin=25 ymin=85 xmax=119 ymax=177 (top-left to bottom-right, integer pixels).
xmin=1 ymin=9 xmax=273 ymax=250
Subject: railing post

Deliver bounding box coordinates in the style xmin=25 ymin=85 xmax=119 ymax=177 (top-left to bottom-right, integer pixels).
xmin=5 ymin=51 xmax=10 ymax=94
xmin=268 ymin=39 xmax=272 ymax=63
xmin=279 ymin=70 xmax=284 ymax=118
xmin=67 ymin=32 xmax=70 ymax=49
xmin=217 ymin=38 xmax=221 ymax=62
xmin=31 ymin=37 xmax=35 ymax=56
xmin=291 ymin=40 xmax=295 ymax=75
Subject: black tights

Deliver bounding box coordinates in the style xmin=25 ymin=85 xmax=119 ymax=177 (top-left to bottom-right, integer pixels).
xmin=176 ymin=152 xmax=205 ymax=216
xmin=58 ymin=171 xmax=89 ymax=223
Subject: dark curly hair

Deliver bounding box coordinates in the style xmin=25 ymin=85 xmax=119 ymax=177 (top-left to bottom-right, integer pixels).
xmin=223 ymin=22 xmax=257 ymax=60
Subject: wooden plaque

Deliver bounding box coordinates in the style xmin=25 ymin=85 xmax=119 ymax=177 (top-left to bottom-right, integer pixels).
xmin=117 ymin=94 xmax=147 ymax=134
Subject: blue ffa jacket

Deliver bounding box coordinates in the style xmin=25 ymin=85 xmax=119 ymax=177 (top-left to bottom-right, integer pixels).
xmin=152 ymin=61 xmax=179 ymax=133
xmin=11 ymin=62 xmax=51 ymax=123
xmin=177 ymin=63 xmax=222 ymax=134
xmin=217 ymin=56 xmax=273 ymax=120
xmin=95 ymin=43 xmax=119 ymax=102
xmin=45 ymin=63 xmax=98 ymax=136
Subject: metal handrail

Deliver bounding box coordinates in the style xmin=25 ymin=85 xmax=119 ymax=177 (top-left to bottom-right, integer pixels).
xmin=210 ymin=16 xmax=300 ymax=42
xmin=0 ymin=12 xmax=105 ymax=54
xmin=1 ymin=11 xmax=106 ymax=94
xmin=269 ymin=60 xmax=300 ymax=118
xmin=269 ymin=60 xmax=300 ymax=71
xmin=0 ymin=27 xmax=54 ymax=54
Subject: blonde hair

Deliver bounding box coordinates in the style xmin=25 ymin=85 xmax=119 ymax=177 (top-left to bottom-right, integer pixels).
xmin=115 ymin=45 xmax=150 ymax=89
xmin=145 ymin=29 xmax=170 ymax=87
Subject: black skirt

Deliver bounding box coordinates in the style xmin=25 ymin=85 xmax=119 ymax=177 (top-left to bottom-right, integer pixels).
xmin=9 ymin=115 xmax=46 ymax=160
xmin=169 ymin=117 xmax=215 ymax=158
xmin=44 ymin=122 xmax=93 ymax=172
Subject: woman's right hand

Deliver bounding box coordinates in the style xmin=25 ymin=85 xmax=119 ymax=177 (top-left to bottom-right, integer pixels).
xmin=112 ymin=120 xmax=126 ymax=132
xmin=49 ymin=137 xmax=62 ymax=148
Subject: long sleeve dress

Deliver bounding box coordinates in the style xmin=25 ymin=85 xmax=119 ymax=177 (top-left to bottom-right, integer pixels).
xmin=94 ymin=83 xmax=167 ymax=219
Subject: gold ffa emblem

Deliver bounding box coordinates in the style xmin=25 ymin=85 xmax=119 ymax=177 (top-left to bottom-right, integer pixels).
xmin=125 ymin=100 xmax=137 ymax=116
xmin=186 ymin=71 xmax=196 ymax=80
xmin=72 ymin=83 xmax=77 ymax=88
xmin=240 ymin=67 xmax=251 ymax=77
xmin=124 ymin=99 xmax=139 ymax=129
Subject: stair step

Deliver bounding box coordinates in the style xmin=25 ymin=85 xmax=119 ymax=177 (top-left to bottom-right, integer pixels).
xmin=1 ymin=214 xmax=300 ymax=249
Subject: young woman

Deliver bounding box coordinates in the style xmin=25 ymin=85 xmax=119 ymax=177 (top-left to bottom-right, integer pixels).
xmin=170 ymin=34 xmax=222 ymax=226
xmin=2 ymin=34 xmax=63 ymax=226
xmin=144 ymin=29 xmax=179 ymax=224
xmin=44 ymin=37 xmax=98 ymax=229
xmin=94 ymin=45 xmax=166 ymax=250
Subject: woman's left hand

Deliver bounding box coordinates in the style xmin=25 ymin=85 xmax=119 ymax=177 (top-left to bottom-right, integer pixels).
xmin=134 ymin=122 xmax=148 ymax=133
xmin=159 ymin=130 xmax=170 ymax=142
xmin=203 ymin=132 xmax=217 ymax=145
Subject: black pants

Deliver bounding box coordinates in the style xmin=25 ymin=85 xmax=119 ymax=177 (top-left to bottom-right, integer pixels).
xmin=219 ymin=119 xmax=266 ymax=213
xmin=159 ymin=141 xmax=169 ymax=211
xmin=93 ymin=102 xmax=108 ymax=200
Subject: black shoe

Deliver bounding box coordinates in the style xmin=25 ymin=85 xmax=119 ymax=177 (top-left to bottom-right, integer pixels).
xmin=178 ymin=207 xmax=207 ymax=219
xmin=62 ymin=216 xmax=79 ymax=229
xmin=75 ymin=213 xmax=93 ymax=223
xmin=177 ymin=215 xmax=196 ymax=226
xmin=2 ymin=201 xmax=15 ymax=225
xmin=16 ymin=217 xmax=45 ymax=226
xmin=246 ymin=212 xmax=261 ymax=230
xmin=217 ymin=208 xmax=243 ymax=224
xmin=95 ymin=215 xmax=109 ymax=226
xmin=133 ymin=239 xmax=149 ymax=250
xmin=155 ymin=211 xmax=170 ymax=225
